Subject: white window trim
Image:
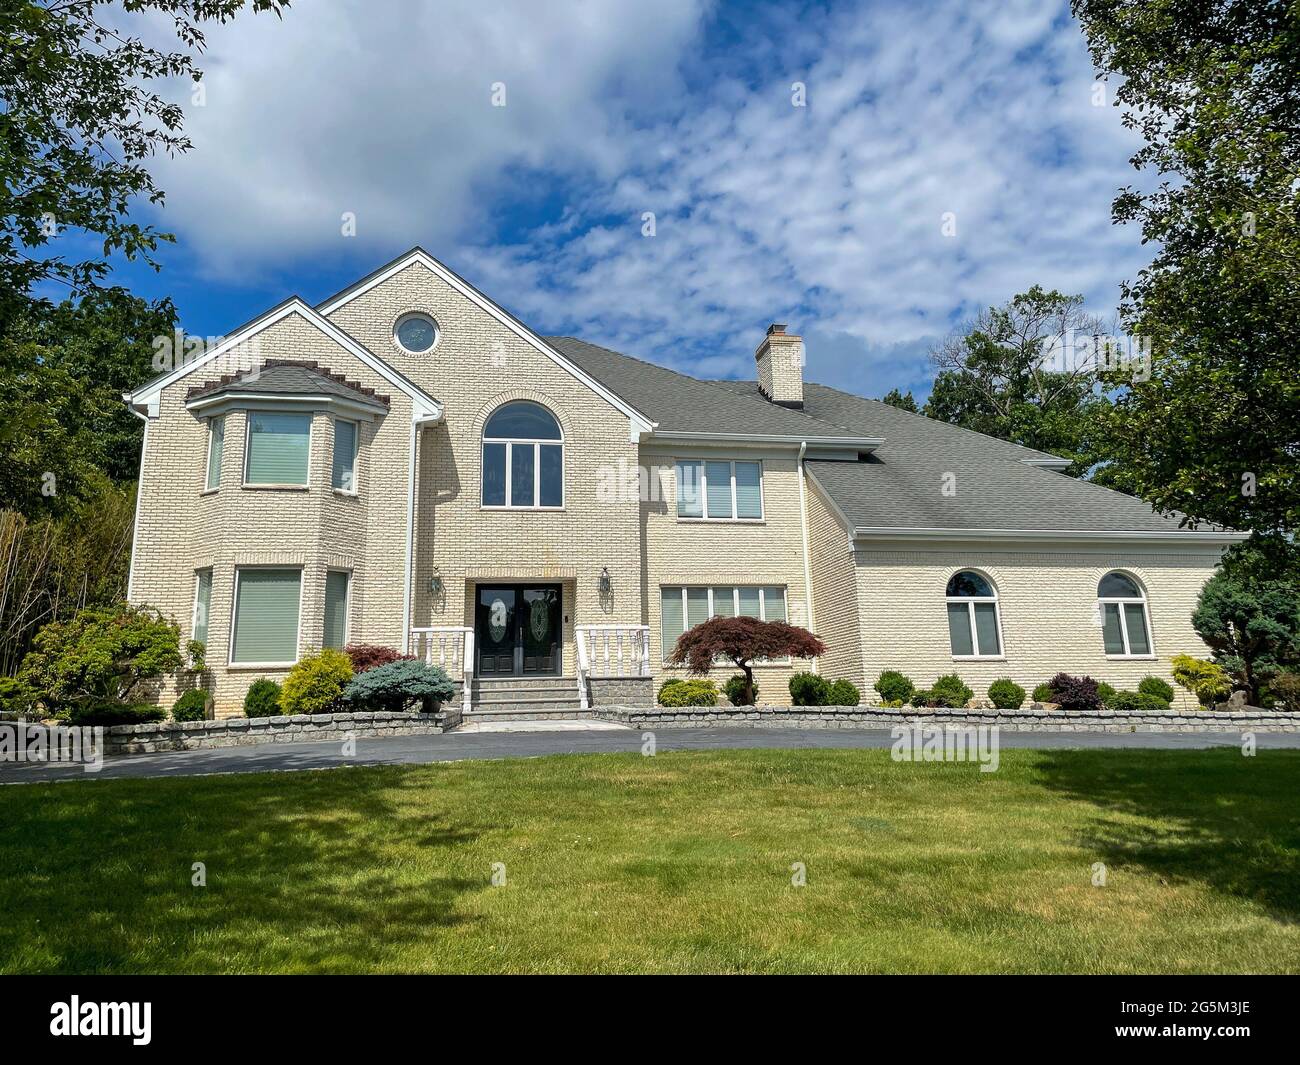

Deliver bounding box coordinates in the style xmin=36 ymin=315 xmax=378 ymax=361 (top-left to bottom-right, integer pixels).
xmin=1098 ymin=575 xmax=1155 ymax=659
xmin=393 ymin=311 xmax=440 ymax=355
xmin=192 ymin=568 xmax=213 ymax=644
xmin=660 ymin=584 xmax=788 ymax=663
xmin=203 ymin=416 xmax=223 ymax=494
xmin=332 ymin=417 xmax=360 ymax=495
xmin=228 ymin=566 xmax=304 ymax=668
xmin=323 ymin=568 xmax=352 ymax=649
xmin=946 ymin=573 xmax=1005 ymax=660
xmin=481 ymin=433 xmax=565 ymax=510
xmin=242 ymin=410 xmax=313 ymax=489
xmin=675 ymin=459 xmax=765 ymax=522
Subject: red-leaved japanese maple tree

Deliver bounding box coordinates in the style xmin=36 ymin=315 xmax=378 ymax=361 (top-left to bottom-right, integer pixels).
xmin=668 ymin=616 xmax=826 ymax=706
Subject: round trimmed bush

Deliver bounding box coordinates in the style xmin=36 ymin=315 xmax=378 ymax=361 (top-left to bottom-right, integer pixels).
xmin=723 ymin=674 xmax=757 ymax=706
xmin=1047 ymin=672 xmax=1103 ymax=713
xmin=928 ymin=673 xmax=974 ymax=709
xmin=1109 ymin=690 xmax=1173 ymax=714
xmin=789 ymin=671 xmax=831 ymax=706
xmin=658 ymin=679 xmax=717 ymax=707
xmin=873 ymin=670 xmax=914 ymax=705
xmin=1097 ymin=682 xmax=1118 ymax=707
xmin=1032 ymin=682 xmax=1056 ymax=704
xmin=657 ymin=678 xmax=684 ymax=705
xmin=244 ymin=678 xmax=283 ymax=718
xmin=987 ymin=678 xmax=1026 ymax=710
xmin=171 ymin=689 xmax=209 ymax=721
xmin=281 ymin=649 xmax=354 ymax=715
xmin=827 ymin=679 xmax=860 ymax=706
xmin=1138 ymin=675 xmax=1175 ymax=705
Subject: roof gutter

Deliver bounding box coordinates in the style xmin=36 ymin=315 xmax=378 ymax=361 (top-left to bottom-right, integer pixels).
xmin=651 ymin=430 xmax=884 ymax=451
xmin=850 ymin=526 xmax=1252 ymax=543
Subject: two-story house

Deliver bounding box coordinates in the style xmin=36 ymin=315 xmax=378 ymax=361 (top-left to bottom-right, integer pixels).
xmin=125 ymin=248 xmax=1245 ymax=717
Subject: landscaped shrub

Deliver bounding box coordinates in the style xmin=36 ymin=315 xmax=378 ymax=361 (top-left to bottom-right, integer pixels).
xmin=1265 ymin=671 xmax=1300 ymax=712
xmin=917 ymin=673 xmax=973 ymax=709
xmin=281 ymin=649 xmax=354 ymax=715
xmin=1031 ymin=682 xmax=1056 ymax=704
xmin=345 ymin=659 xmax=456 ymax=713
xmin=1047 ymin=673 xmax=1103 ymax=713
xmin=988 ymin=678 xmax=1026 ymax=710
xmin=170 ymin=689 xmax=209 ymax=721
xmin=1171 ymin=654 xmax=1233 ymax=707
xmin=1109 ymin=690 xmax=1172 ymax=714
xmin=669 ymin=616 xmax=825 ymax=707
xmin=789 ymin=671 xmax=831 ymax=706
xmin=657 ymin=678 xmax=685 ymax=705
xmin=344 ymin=643 xmax=412 ymax=673
xmin=17 ymin=602 xmax=183 ymax=714
xmin=1137 ymin=675 xmax=1175 ymax=706
xmin=723 ymin=674 xmax=757 ymax=706
xmin=1096 ymin=682 xmax=1117 ymax=707
xmin=658 ymin=679 xmax=717 ymax=707
xmin=0 ymin=676 xmax=36 ymax=716
xmin=873 ymin=670 xmax=914 ymax=705
xmin=826 ymin=679 xmax=860 ymax=706
xmin=63 ymin=702 xmax=167 ymax=727
xmin=244 ymin=678 xmax=282 ymax=718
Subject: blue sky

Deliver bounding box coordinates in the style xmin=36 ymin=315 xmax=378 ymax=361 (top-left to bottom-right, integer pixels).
xmin=101 ymin=0 xmax=1148 ymax=399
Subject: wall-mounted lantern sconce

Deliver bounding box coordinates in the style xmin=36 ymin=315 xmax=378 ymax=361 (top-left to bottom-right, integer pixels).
xmin=598 ymin=566 xmax=611 ymax=595
xmin=427 ymin=568 xmax=443 ymax=596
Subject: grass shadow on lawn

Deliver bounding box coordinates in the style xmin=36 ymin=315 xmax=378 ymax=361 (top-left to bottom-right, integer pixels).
xmin=0 ymin=768 xmax=485 ymax=973
xmin=1036 ymin=748 xmax=1300 ymax=924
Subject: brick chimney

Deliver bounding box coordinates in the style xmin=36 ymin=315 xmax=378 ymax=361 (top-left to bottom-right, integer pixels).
xmin=755 ymin=323 xmax=804 ymax=408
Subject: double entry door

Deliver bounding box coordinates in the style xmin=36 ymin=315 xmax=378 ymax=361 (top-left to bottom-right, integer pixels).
xmin=475 ymin=585 xmax=562 ymax=676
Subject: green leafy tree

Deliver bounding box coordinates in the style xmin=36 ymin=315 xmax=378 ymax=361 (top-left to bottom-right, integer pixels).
xmin=925 ymin=287 xmax=1114 ymax=476
xmin=670 ymin=617 xmax=825 ymax=707
xmin=18 ymin=602 xmax=182 ymax=711
xmin=881 ymin=388 xmax=919 ymax=413
xmin=1074 ymin=0 xmax=1300 ymax=536
xmin=0 ymin=0 xmax=288 ymax=309
xmin=1191 ymin=547 xmax=1300 ymax=703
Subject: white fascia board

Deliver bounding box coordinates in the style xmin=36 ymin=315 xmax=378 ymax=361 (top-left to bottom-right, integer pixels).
xmin=1021 ymin=457 xmax=1072 ymax=470
xmin=850 ymin=526 xmax=1252 ymax=544
xmin=317 ymin=248 xmax=653 ymax=436
xmin=126 ymin=298 xmax=443 ymax=422
xmin=185 ymin=392 xmax=387 ymax=421
xmin=651 ymin=430 xmax=884 ymax=450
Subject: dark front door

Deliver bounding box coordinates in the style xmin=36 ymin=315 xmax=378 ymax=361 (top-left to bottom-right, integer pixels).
xmin=476 ymin=585 xmax=562 ymax=676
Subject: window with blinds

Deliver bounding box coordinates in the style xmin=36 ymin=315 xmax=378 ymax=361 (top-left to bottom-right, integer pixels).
xmin=323 ymin=570 xmax=350 ymax=649
xmin=245 ymin=412 xmax=311 ymax=485
xmin=660 ymin=585 xmax=787 ymax=659
xmin=332 ymin=419 xmax=358 ymax=492
xmin=231 ymin=568 xmax=302 ymax=664
xmin=674 ymin=460 xmax=763 ymax=520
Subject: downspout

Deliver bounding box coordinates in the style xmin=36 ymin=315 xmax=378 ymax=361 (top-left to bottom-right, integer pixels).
xmin=401 ymin=418 xmax=419 ymax=654
xmin=798 ymin=440 xmax=817 ymax=673
xmin=124 ymin=401 xmax=151 ymax=604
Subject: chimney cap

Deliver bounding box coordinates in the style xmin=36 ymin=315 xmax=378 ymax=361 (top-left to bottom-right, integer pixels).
xmin=766 ymin=323 xmax=787 ymax=336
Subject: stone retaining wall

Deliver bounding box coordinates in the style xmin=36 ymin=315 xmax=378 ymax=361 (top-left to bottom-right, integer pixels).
xmin=587 ymin=676 xmax=653 ymax=707
xmin=594 ymin=704 xmax=1300 ymax=733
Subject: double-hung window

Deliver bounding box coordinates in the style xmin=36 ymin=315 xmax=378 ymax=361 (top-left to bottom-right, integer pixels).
xmin=205 ymin=417 xmax=224 ymax=491
xmin=660 ymin=585 xmax=787 ymax=659
xmin=332 ymin=419 xmax=358 ymax=492
xmin=231 ymin=568 xmax=302 ymax=665
xmin=245 ymin=412 xmax=311 ymax=486
xmin=323 ymin=570 xmax=351 ymax=649
xmin=675 ymin=460 xmax=763 ymax=520
xmin=192 ymin=569 xmax=213 ymax=644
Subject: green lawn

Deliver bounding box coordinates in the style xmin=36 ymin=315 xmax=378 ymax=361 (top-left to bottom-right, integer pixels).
xmin=2 ymin=748 xmax=1298 ymax=973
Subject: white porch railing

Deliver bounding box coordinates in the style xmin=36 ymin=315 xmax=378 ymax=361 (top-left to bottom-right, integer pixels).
xmin=576 ymin=624 xmax=651 ymax=711
xmin=409 ymin=626 xmax=474 ymax=716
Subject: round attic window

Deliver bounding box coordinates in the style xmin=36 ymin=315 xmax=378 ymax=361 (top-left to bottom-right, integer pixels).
xmin=394 ymin=312 xmax=439 ymax=354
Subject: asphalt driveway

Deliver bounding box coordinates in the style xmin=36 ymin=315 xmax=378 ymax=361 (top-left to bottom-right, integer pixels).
xmin=2 ymin=725 xmax=1295 ymax=784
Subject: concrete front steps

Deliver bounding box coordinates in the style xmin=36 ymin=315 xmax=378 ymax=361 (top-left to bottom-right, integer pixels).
xmin=465 ymin=676 xmax=589 ymax=720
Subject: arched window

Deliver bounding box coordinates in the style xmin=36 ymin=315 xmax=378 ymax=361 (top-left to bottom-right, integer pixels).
xmin=946 ymin=570 xmax=1002 ymax=657
xmin=482 ymin=400 xmax=563 ymax=509
xmin=1097 ymin=571 xmax=1151 ymax=656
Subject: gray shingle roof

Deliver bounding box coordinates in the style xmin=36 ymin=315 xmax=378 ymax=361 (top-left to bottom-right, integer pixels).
xmin=186 ymin=360 xmax=390 ymax=409
xmin=546 ymin=336 xmax=1213 ymax=536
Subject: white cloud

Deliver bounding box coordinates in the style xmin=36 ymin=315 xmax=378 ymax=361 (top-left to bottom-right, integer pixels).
xmin=149 ymin=0 xmax=1151 ymax=398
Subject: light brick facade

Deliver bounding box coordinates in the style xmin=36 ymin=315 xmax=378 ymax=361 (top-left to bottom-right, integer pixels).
xmin=127 ymin=251 xmax=1230 ymax=718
